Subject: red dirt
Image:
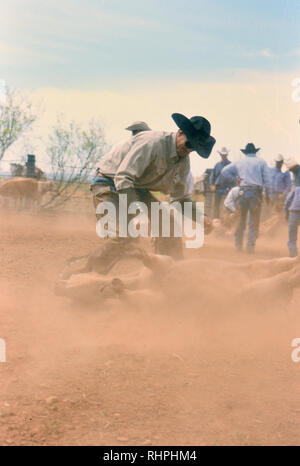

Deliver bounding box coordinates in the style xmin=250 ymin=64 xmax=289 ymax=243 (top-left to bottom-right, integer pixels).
xmin=0 ymin=211 xmax=300 ymax=446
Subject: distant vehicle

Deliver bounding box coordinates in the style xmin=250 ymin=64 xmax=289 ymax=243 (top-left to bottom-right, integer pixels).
xmin=10 ymin=162 xmax=46 ymax=180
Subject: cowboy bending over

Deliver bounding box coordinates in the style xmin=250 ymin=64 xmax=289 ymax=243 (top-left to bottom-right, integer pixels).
xmin=90 ymin=113 xmax=215 ymax=272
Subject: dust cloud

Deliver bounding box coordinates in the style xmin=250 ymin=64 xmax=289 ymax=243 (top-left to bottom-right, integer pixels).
xmin=1 ymin=211 xmax=300 ymax=446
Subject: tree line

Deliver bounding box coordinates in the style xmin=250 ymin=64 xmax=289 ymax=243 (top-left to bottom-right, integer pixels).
xmin=0 ymin=86 xmax=108 ymax=209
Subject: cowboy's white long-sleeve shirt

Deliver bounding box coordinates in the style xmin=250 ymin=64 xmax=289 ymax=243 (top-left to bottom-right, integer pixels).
xmin=97 ymin=131 xmax=190 ymax=201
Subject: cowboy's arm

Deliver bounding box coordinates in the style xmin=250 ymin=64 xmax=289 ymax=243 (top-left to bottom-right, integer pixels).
xmin=114 ymin=140 xmax=157 ymax=202
xmin=169 ymin=156 xmax=192 ymax=202
xmin=170 ymin=161 xmax=211 ymax=231
xmin=284 ymin=190 xmax=294 ymax=214
xmin=284 ymin=171 xmax=292 ymax=195
xmin=265 ymin=168 xmax=273 ymax=197
xmin=210 ymin=166 xmax=216 ymax=186
xmin=171 ymin=197 xmax=212 ymax=234
xmin=224 ymin=189 xmax=237 ymax=212
xmin=218 ymin=163 xmax=238 ymax=185
xmin=261 ymin=161 xmax=272 ymax=196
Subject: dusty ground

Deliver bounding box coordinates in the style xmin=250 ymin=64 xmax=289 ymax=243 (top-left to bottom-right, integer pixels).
xmin=1 ymin=210 xmax=300 ymax=446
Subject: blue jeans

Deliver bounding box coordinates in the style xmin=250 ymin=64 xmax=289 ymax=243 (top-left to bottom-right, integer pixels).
xmin=213 ymin=188 xmax=231 ymax=218
xmin=90 ymin=182 xmax=183 ymax=260
xmin=235 ymin=188 xmax=262 ymax=251
xmin=213 ymin=191 xmax=225 ymax=219
xmin=287 ymin=211 xmax=300 ymax=257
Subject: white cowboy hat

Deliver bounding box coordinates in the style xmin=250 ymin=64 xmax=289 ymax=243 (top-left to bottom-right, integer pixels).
xmin=274 ymin=154 xmax=284 ymax=162
xmin=218 ymin=146 xmax=229 ymax=155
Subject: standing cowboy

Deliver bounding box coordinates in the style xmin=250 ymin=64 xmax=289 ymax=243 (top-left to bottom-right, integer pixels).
xmin=90 ymin=113 xmax=215 ymax=272
xmin=284 ymin=186 xmax=300 ymax=257
xmin=268 ymin=154 xmax=291 ymax=211
xmin=285 ymin=158 xmax=300 ymax=187
xmin=220 ymin=142 xmax=271 ymax=253
xmin=210 ymin=147 xmax=234 ymax=218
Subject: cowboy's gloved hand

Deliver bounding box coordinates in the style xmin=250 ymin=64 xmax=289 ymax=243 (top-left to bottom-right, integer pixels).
xmin=210 ymin=185 xmax=216 ymax=193
xmin=174 ymin=198 xmax=213 ymax=235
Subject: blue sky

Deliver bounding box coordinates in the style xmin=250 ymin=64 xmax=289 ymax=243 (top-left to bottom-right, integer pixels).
xmin=2 ymin=0 xmax=300 ymax=89
xmin=1 ymin=0 xmax=299 ymax=176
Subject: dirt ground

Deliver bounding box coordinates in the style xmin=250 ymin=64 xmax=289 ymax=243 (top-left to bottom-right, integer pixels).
xmin=1 ymin=210 xmax=300 ymax=446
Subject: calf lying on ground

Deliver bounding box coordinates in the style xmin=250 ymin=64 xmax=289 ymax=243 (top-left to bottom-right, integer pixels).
xmin=55 ymin=249 xmax=300 ymax=311
xmin=55 ymin=253 xmax=164 ymax=308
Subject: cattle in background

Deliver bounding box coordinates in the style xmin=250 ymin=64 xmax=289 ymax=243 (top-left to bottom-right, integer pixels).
xmin=0 ymin=178 xmax=54 ymax=209
xmin=10 ymin=163 xmax=46 ymax=180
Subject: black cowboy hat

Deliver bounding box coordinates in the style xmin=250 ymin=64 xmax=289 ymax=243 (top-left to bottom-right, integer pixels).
xmin=171 ymin=113 xmax=216 ymax=159
xmin=241 ymin=143 xmax=260 ymax=154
